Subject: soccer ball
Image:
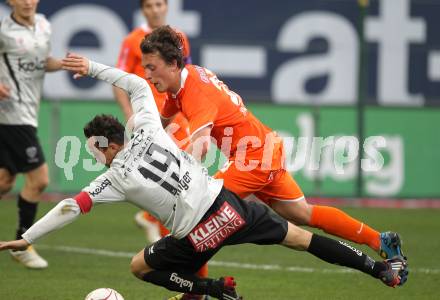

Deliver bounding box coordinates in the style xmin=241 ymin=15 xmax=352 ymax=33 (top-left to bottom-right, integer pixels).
xmin=85 ymin=288 xmax=124 ymax=300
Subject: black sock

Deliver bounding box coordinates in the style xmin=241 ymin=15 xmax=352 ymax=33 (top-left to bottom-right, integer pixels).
xmin=142 ymin=271 xmax=222 ymax=298
xmin=307 ymin=234 xmax=387 ymax=278
xmin=16 ymin=194 xmax=38 ymax=240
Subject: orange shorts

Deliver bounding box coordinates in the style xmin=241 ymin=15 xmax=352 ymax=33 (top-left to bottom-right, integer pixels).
xmin=214 ymin=160 xmax=304 ymax=206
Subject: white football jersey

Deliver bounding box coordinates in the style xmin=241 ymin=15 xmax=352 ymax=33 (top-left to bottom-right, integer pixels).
xmin=82 ymin=62 xmax=223 ymax=239
xmin=0 ymin=14 xmax=51 ymax=127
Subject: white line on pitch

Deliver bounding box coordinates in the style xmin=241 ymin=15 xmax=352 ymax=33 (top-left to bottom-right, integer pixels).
xmin=38 ymin=244 xmax=440 ymax=275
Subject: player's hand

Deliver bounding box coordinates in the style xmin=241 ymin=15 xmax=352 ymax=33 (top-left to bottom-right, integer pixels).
xmin=0 ymin=83 xmax=10 ymax=100
xmin=0 ymin=239 xmax=29 ymax=251
xmin=61 ymin=53 xmax=90 ymax=79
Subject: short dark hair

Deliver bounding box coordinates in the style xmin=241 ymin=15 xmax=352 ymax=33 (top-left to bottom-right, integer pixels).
xmin=83 ymin=114 xmax=125 ymax=147
xmin=140 ymin=0 xmax=167 ymax=8
xmin=140 ymin=25 xmax=185 ymax=69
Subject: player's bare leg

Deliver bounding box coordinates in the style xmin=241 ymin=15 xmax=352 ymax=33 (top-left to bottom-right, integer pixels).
xmin=10 ymin=163 xmax=49 ymax=269
xmin=130 ymin=249 xmax=154 ymax=280
xmin=0 ymin=168 xmax=16 ymax=198
xmin=21 ymin=163 xmax=49 ymax=202
xmin=270 ymin=197 xmax=404 ymax=259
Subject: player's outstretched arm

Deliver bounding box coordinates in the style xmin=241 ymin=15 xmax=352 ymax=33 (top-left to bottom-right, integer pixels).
xmin=46 ymin=56 xmax=63 ymax=72
xmin=113 ymin=86 xmax=134 ymax=121
xmin=62 ymin=53 xmax=154 ymax=115
xmin=0 ymin=198 xmax=82 ymax=250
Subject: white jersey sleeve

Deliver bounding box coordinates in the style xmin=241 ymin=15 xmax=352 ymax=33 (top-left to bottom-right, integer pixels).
xmin=21 ymin=198 xmax=81 ymax=244
xmin=81 ymin=171 xmax=125 ymax=205
xmin=87 ymin=60 xmax=161 ymax=131
xmin=20 ymin=170 xmax=126 ymax=244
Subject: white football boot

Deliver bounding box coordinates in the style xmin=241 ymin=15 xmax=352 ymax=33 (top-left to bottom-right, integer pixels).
xmin=10 ymin=245 xmax=48 ymax=269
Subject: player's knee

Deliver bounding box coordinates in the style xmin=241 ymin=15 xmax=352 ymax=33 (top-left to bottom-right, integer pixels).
xmin=37 ymin=177 xmax=49 ymax=193
xmin=0 ymin=173 xmax=15 ymax=196
xmin=27 ymin=176 xmax=49 ymax=195
xmin=271 ymin=198 xmax=313 ymax=226
xmin=130 ymin=253 xmax=152 ymax=280
xmin=296 ymin=201 xmax=313 ymax=225
xmin=130 ymin=258 xmax=143 ymax=279
xmin=0 ymin=182 xmax=13 ymax=196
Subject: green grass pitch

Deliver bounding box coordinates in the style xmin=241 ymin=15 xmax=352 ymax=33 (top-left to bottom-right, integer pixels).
xmin=1 ymin=199 xmax=439 ymax=299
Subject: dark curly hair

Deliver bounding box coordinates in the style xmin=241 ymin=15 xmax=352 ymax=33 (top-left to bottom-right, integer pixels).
xmin=140 ymin=25 xmax=185 ymax=69
xmin=140 ymin=0 xmax=167 ymax=7
xmin=83 ymin=114 xmax=125 ymax=147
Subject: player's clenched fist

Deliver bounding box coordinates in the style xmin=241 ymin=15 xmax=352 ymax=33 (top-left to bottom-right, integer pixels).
xmin=61 ymin=53 xmax=90 ymax=79
xmin=0 ymin=239 xmax=29 ymax=251
xmin=0 ymin=83 xmax=10 ymax=100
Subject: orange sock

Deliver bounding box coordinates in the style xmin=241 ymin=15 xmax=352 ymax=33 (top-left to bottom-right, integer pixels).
xmin=309 ymin=205 xmax=380 ymax=251
xmin=196 ymin=263 xmax=209 ymax=278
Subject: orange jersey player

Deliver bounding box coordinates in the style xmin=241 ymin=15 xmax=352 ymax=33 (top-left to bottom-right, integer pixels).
xmin=161 ymin=66 xmax=301 ymax=205
xmin=115 ymin=3 xmax=191 ymax=145
xmin=140 ymin=26 xmax=407 ymax=263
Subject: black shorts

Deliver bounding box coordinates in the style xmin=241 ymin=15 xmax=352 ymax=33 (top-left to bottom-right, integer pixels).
xmin=144 ymin=188 xmax=288 ymax=273
xmin=0 ymin=125 xmax=45 ymax=175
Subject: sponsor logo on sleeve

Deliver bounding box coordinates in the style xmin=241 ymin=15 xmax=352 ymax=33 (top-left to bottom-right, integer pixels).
xmin=89 ymin=178 xmax=112 ymax=197
xmin=188 ymin=202 xmax=246 ymax=252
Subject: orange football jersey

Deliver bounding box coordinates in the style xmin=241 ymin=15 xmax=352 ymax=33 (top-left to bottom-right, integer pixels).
xmin=162 ymin=65 xmax=283 ymax=169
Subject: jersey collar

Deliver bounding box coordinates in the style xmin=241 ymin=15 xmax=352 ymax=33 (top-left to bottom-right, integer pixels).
xmin=140 ymin=23 xmax=151 ymax=33
xmin=170 ymin=67 xmax=189 ymax=99
xmin=10 ymin=13 xmax=35 ymax=29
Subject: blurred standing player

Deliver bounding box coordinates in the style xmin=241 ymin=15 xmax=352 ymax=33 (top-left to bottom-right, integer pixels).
xmin=0 ymin=0 xmax=62 ymax=269
xmin=114 ymin=0 xmax=192 ymax=244
xmin=140 ymin=26 xmax=406 ymax=262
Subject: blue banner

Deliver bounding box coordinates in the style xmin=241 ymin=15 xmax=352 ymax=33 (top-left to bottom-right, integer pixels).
xmin=2 ymin=0 xmax=438 ymax=105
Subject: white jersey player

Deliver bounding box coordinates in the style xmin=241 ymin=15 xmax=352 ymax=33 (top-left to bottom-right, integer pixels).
xmin=0 ymin=12 xmax=51 ymax=126
xmin=66 ymin=59 xmax=223 ymax=239
xmin=0 ymin=54 xmax=408 ymax=300
xmin=0 ymin=0 xmax=62 ymax=270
